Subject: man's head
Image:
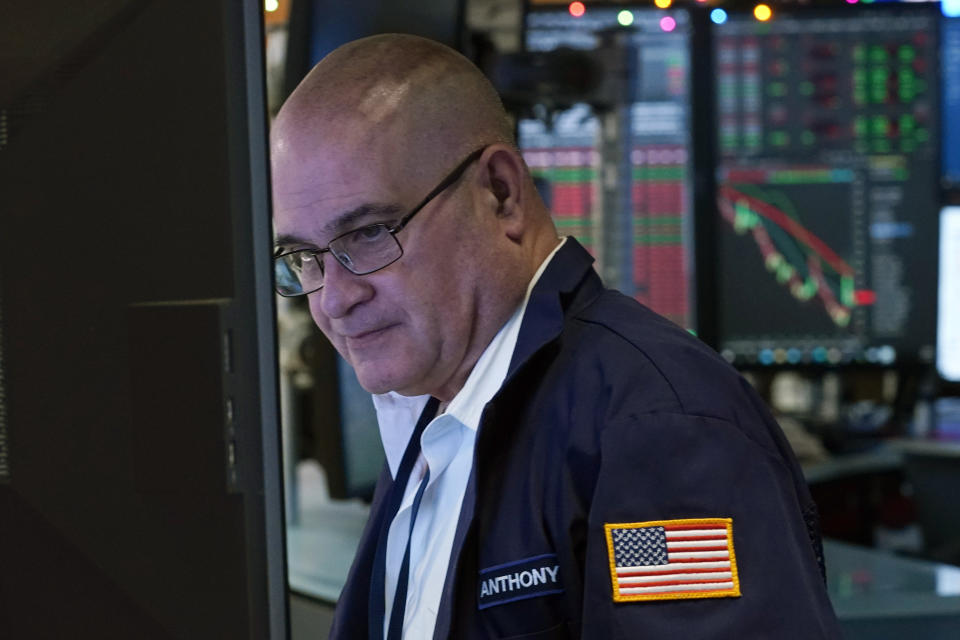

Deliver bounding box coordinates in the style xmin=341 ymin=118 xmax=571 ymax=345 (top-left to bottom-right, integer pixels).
xmin=271 ymin=34 xmax=558 ymax=401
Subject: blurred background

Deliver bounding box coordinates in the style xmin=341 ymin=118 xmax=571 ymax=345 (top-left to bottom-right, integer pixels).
xmin=266 ymin=1 xmax=960 ymax=638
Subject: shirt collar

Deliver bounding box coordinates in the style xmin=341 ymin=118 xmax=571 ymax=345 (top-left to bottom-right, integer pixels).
xmin=372 ymin=237 xmax=567 ymax=478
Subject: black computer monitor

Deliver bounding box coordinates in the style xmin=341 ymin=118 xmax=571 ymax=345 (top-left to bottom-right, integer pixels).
xmin=0 ymin=2 xmax=287 ymax=637
xmin=518 ymin=4 xmax=696 ymax=330
xmin=711 ymin=4 xmax=940 ymax=368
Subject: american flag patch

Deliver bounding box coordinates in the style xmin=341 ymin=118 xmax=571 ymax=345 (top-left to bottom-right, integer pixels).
xmin=604 ymin=518 xmax=741 ymax=602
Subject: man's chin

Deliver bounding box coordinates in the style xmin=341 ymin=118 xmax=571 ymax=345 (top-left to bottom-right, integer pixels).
xmin=353 ymin=366 xmax=411 ymax=396
xmin=355 ymin=370 xmax=436 ymax=398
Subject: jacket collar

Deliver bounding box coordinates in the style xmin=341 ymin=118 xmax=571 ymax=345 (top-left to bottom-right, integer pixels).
xmin=506 ymin=237 xmax=600 ymax=380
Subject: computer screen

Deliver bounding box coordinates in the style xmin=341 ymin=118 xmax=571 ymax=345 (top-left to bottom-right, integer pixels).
xmin=939 ymin=207 xmax=960 ymax=382
xmin=713 ymin=6 xmax=940 ymax=367
xmin=942 ymin=17 xmax=960 ymax=188
xmin=0 ymin=2 xmax=286 ymax=637
xmin=519 ymin=6 xmax=695 ymax=329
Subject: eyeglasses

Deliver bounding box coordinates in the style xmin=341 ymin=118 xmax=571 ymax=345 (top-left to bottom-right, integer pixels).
xmin=274 ymin=146 xmax=487 ymax=297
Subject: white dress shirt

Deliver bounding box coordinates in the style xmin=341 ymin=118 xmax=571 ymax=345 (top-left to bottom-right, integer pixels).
xmin=371 ymin=238 xmax=566 ymax=639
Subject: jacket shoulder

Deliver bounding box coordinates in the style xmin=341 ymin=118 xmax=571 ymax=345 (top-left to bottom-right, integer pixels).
xmin=566 ymin=289 xmax=768 ymax=424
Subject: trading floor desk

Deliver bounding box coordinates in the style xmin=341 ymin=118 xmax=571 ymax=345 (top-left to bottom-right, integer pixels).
xmin=805 ymin=439 xmax=960 ymax=556
xmin=825 ymin=539 xmax=960 ymax=639
xmin=806 ymin=438 xmax=960 ymax=637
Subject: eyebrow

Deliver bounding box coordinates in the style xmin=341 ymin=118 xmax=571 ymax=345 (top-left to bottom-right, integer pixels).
xmin=274 ymin=202 xmax=405 ymax=249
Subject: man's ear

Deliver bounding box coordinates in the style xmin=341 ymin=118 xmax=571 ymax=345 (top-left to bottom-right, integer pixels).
xmin=479 ymin=145 xmax=527 ymax=240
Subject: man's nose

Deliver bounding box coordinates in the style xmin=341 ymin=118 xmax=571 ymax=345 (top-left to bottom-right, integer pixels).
xmin=313 ymin=255 xmax=374 ymax=319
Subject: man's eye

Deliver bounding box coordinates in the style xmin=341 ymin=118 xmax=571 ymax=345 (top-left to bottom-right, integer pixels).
xmin=353 ymin=224 xmax=389 ymax=242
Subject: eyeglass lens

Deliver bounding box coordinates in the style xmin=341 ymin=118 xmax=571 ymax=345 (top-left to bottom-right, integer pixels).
xmin=274 ymin=223 xmax=403 ymax=296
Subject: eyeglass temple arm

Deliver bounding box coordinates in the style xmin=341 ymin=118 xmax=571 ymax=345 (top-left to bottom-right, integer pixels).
xmin=389 ymin=147 xmax=487 ymax=234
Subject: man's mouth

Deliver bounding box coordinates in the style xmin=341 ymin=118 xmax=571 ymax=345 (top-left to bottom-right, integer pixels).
xmin=344 ymin=324 xmax=397 ymax=343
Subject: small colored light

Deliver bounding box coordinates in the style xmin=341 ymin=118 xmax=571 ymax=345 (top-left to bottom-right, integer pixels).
xmin=569 ymin=1 xmax=585 ymax=18
xmin=660 ymin=16 xmax=677 ymax=32
xmin=264 ymin=0 xmax=279 ymax=11
xmin=855 ymin=290 xmax=877 ymax=306
xmin=945 ymin=0 xmax=960 ymax=18
xmin=846 ymin=0 xmax=858 ymax=4
xmin=754 ymin=4 xmax=772 ymax=22
xmin=617 ymin=10 xmax=635 ymax=27
xmin=711 ymin=8 xmax=728 ymax=25
xmin=654 ymin=0 xmax=672 ymax=9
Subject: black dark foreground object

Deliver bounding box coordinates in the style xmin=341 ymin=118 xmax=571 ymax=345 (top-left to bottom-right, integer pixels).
xmin=0 ymin=1 xmax=287 ymax=638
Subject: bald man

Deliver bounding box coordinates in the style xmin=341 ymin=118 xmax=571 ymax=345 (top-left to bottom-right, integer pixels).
xmin=272 ymin=35 xmax=840 ymax=640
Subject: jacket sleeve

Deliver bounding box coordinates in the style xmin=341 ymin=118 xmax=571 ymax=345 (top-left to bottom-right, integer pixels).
xmin=578 ymin=411 xmax=842 ymax=639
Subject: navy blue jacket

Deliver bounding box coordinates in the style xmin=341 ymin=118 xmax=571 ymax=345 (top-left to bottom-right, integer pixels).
xmin=331 ymin=239 xmax=841 ymax=639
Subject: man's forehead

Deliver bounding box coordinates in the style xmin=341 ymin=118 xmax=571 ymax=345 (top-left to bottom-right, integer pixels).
xmin=271 ymin=143 xmax=411 ymax=246
xmin=272 ymin=126 xmax=392 ymax=197
xmin=272 ymin=175 xmax=401 ymax=238
xmin=274 ymin=201 xmax=405 ymax=249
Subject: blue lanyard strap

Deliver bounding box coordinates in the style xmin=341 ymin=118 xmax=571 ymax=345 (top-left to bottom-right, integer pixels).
xmin=387 ymin=466 xmax=431 ymax=640
xmin=368 ymin=397 xmax=440 ymax=640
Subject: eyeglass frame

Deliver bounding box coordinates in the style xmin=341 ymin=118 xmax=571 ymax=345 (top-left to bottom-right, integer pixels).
xmin=273 ymin=145 xmax=489 ymax=297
